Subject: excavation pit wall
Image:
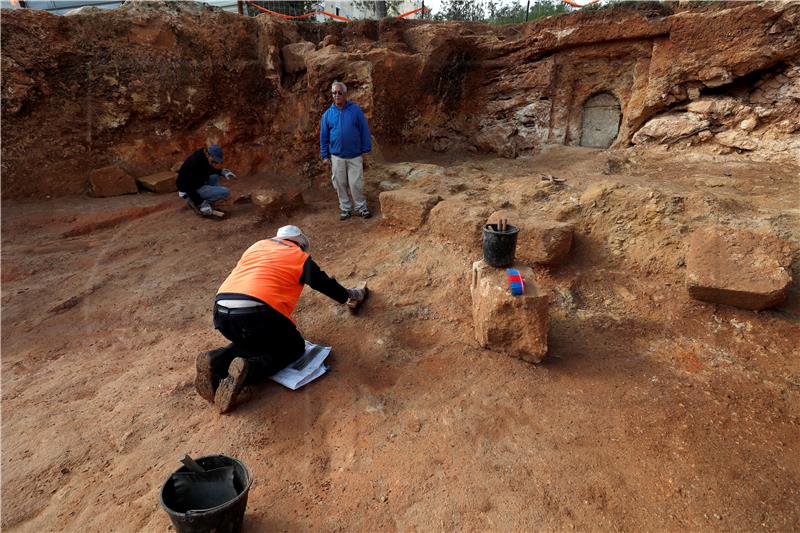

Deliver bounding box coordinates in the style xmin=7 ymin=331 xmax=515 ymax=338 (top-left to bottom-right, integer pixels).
xmin=2 ymin=2 xmax=799 ymax=199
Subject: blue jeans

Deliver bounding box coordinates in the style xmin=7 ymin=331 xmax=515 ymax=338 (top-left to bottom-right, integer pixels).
xmin=197 ymin=174 xmax=230 ymax=204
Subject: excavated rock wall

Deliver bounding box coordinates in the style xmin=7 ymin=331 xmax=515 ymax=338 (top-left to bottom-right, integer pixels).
xmin=1 ymin=1 xmax=798 ymax=198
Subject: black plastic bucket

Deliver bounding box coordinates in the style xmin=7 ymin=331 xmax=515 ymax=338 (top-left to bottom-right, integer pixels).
xmin=483 ymin=223 xmax=519 ymax=267
xmin=159 ymin=455 xmax=253 ymax=533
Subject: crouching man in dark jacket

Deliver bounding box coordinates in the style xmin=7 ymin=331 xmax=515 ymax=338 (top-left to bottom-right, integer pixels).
xmin=195 ymin=225 xmax=367 ymax=413
xmin=176 ymin=143 xmax=236 ymax=216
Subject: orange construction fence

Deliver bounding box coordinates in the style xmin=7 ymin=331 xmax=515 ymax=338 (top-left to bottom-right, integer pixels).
xmin=561 ymin=0 xmax=601 ymax=7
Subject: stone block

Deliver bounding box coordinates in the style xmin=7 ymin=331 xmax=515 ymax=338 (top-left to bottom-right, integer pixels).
xmin=470 ymin=260 xmax=549 ymax=363
xmin=88 ymin=164 xmax=138 ymax=197
xmin=136 ymin=171 xmax=177 ymax=193
xmin=252 ymin=188 xmax=304 ymax=220
xmin=488 ymin=211 xmax=573 ymax=266
xmin=379 ymin=189 xmax=441 ymax=230
xmin=427 ymin=200 xmax=490 ymax=250
xmin=686 ymin=227 xmax=792 ymax=310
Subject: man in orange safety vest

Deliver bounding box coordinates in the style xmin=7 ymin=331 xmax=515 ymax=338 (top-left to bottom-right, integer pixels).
xmin=196 ymin=225 xmax=366 ymax=413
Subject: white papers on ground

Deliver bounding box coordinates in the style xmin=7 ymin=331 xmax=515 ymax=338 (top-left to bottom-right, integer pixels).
xmin=269 ymin=341 xmax=331 ymax=390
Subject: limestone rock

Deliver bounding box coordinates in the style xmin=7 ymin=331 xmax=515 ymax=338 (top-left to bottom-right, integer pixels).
xmin=470 ymin=260 xmax=549 ymax=363
xmin=88 ymin=165 xmax=138 ymax=197
xmin=686 ymin=97 xmax=741 ymax=116
xmin=252 ymin=188 xmax=304 ymax=220
xmin=632 ymin=113 xmax=710 ymax=145
xmin=488 ymin=211 xmax=573 ymax=266
xmin=739 ymin=117 xmax=758 ymax=131
xmin=281 ymin=42 xmax=315 ymax=74
xmin=383 ymin=163 xmax=445 ymax=182
xmin=378 ymin=180 xmax=400 ymax=191
xmin=379 ymin=189 xmax=441 ymax=230
xmin=686 ymin=227 xmax=792 ymax=310
xmin=136 ymin=171 xmax=176 ymax=193
xmin=715 ymin=130 xmax=758 ymax=151
xmin=427 ymin=200 xmax=490 ymax=250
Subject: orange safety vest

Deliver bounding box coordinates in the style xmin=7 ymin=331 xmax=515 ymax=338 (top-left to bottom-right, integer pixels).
xmin=217 ymin=238 xmax=308 ymax=322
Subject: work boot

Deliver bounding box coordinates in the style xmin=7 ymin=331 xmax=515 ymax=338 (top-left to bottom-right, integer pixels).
xmin=195 ymin=348 xmax=233 ymax=404
xmin=215 ymin=357 xmax=249 ymax=414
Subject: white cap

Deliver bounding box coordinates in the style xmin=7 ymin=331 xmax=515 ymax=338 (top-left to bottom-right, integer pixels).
xmin=276 ymin=225 xmax=309 ymax=251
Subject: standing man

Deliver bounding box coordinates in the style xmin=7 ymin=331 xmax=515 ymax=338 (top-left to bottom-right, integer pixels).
xmin=195 ymin=225 xmax=368 ymax=413
xmin=176 ymin=143 xmax=236 ymax=216
xmin=320 ymin=81 xmax=372 ymax=220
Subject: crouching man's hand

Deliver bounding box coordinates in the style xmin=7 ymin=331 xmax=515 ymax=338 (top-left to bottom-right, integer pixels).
xmin=346 ymin=287 xmax=366 ymax=309
xmin=222 ymin=168 xmax=237 ymax=180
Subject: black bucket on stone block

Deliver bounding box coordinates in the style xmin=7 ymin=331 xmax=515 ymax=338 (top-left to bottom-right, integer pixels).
xmin=159 ymin=455 xmax=253 ymax=533
xmin=483 ymin=223 xmax=519 ymax=267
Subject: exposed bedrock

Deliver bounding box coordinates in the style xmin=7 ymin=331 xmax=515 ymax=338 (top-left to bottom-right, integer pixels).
xmin=1 ymin=1 xmax=798 ymax=198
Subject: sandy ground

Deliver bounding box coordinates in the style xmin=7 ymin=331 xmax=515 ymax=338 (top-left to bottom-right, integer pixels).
xmin=2 ymin=146 xmax=799 ymax=532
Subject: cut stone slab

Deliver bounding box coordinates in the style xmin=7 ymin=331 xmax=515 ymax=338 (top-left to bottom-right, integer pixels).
xmin=88 ymin=164 xmax=138 ymax=197
xmin=136 ymin=171 xmax=177 ymax=193
xmin=686 ymin=226 xmax=792 ymax=310
xmin=488 ymin=210 xmax=573 ymax=266
xmin=427 ymin=200 xmax=490 ymax=250
xmin=379 ymin=189 xmax=441 ymax=230
xmin=471 ymin=260 xmax=549 ymax=363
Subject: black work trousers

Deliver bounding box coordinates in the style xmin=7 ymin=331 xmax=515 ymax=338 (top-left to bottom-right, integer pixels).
xmin=212 ymin=303 xmax=305 ymax=382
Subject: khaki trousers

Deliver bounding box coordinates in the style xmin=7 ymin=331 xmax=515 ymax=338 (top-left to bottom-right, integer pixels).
xmin=331 ymin=155 xmax=366 ymax=212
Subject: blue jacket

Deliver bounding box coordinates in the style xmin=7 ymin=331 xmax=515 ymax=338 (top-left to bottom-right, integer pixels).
xmin=320 ymin=101 xmax=371 ymax=160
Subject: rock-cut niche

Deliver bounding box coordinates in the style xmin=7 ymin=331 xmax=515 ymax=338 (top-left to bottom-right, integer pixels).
xmin=579 ymin=92 xmax=621 ymax=148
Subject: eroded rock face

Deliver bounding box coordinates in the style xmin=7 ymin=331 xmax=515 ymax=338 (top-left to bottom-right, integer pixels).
xmin=470 ymin=260 xmax=549 ymax=363
xmin=631 ymin=114 xmax=710 ymax=145
xmin=686 ymin=226 xmax=793 ymax=310
xmin=1 ymin=2 xmax=798 ymax=198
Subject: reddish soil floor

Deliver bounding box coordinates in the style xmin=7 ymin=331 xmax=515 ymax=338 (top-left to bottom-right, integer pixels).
xmin=2 ymin=146 xmax=798 ymax=532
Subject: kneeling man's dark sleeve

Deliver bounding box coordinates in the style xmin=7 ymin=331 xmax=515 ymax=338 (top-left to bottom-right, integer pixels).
xmin=301 ymin=257 xmax=349 ymax=304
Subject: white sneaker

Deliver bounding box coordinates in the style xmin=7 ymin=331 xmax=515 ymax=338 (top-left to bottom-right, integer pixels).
xmin=200 ymin=202 xmax=213 ymax=216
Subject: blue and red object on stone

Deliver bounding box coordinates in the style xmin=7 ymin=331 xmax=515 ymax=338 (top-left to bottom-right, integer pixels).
xmin=506 ymin=268 xmax=525 ymax=296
